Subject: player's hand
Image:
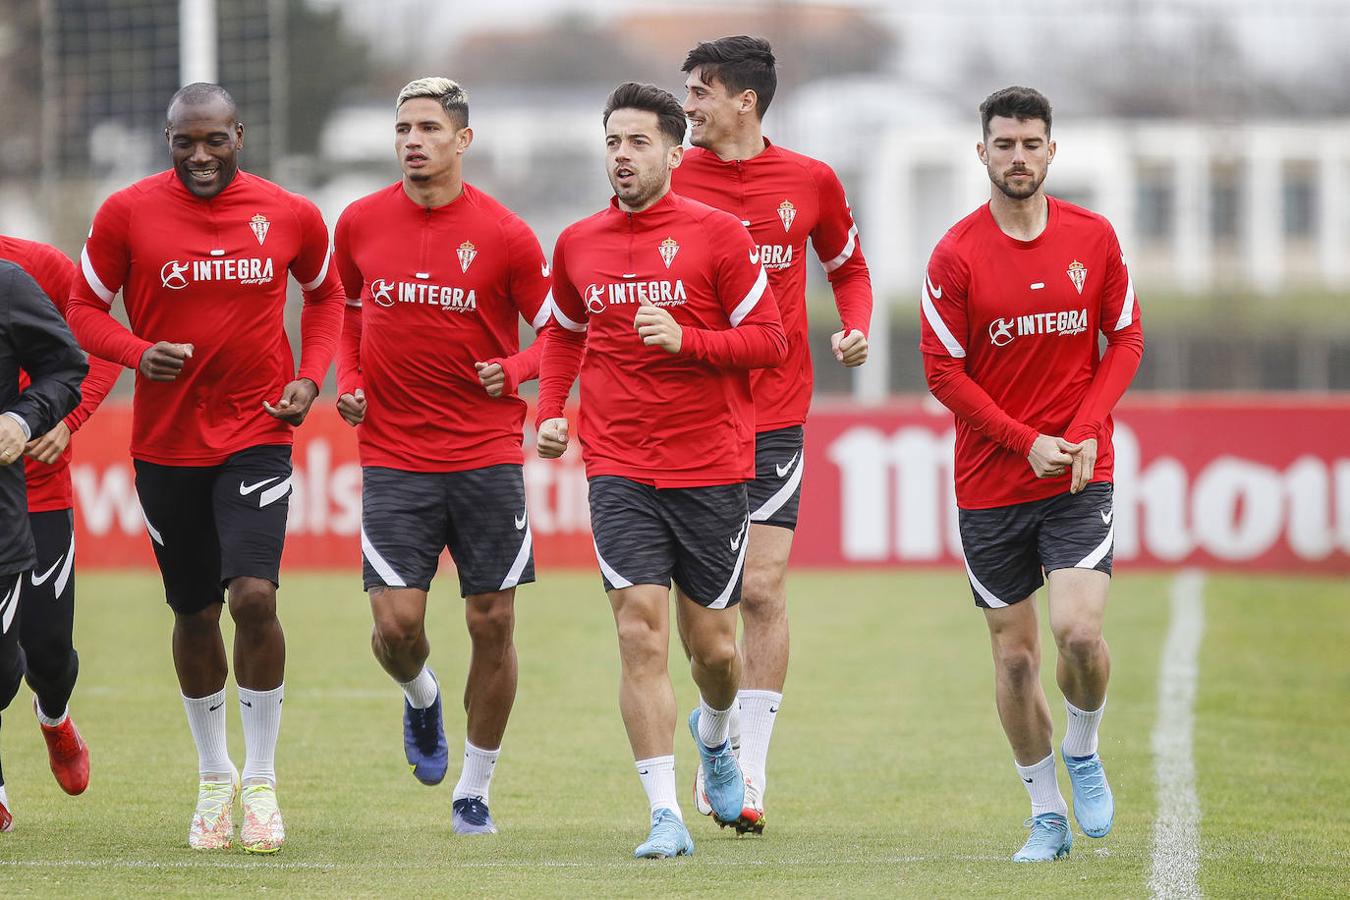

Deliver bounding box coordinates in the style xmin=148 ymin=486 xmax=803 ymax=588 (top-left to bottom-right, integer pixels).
xmin=475 ymin=361 xmax=507 ymax=398
xmin=24 ymin=420 xmax=71 ymax=465
xmin=1027 ymin=433 xmax=1077 ymax=478
xmin=139 ymin=341 xmax=194 ymax=382
xmin=634 ymin=302 xmax=682 ymax=354
xmin=0 ymin=415 xmax=26 ymax=466
xmin=537 ymin=417 xmax=569 ymax=459
xmin=263 ymin=378 xmax=319 ymax=426
xmin=831 ymin=328 xmax=868 ymax=367
xmin=337 ymin=388 xmax=366 ymax=426
xmin=1069 ymin=437 xmax=1098 ymax=494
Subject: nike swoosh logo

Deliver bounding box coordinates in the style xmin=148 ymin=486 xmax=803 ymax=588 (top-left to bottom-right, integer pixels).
xmin=208 ymin=702 xmax=223 ymax=711
xmin=1023 ymin=778 xmax=1034 ymax=783
xmin=241 ymin=700 xmax=253 ymax=708
xmin=31 ymin=555 xmax=64 ymax=586
xmin=775 ymin=452 xmax=799 ymax=478
xmin=1101 ymin=509 xmax=1114 ymax=525
xmin=749 ymin=248 xmax=760 ymax=265
xmin=638 ymin=769 xmax=649 ymax=776
xmin=769 ymin=706 xmax=779 ymax=714
xmin=514 ymin=512 xmax=527 ymax=530
xmin=729 ymin=518 xmax=749 ymax=552
xmin=926 ymin=275 xmax=942 ymax=300
xmin=240 ymin=477 xmax=280 ymax=496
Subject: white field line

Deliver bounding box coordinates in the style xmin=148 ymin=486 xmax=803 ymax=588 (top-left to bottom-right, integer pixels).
xmin=1148 ymin=569 xmax=1206 ymax=900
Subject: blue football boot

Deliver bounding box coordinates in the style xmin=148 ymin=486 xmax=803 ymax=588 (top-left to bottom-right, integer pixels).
xmin=403 ymin=687 xmax=449 ymax=786
xmin=687 ymin=709 xmax=745 ymax=823
xmin=634 ymin=808 xmax=694 ymax=859
xmin=1013 ymin=812 xmax=1073 ymax=862
xmin=452 ymin=797 xmax=498 ymax=835
xmin=1061 ymin=747 xmax=1115 ymax=838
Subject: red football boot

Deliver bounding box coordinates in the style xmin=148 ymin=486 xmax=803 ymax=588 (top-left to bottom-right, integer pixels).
xmin=35 ymin=700 xmax=90 ymax=795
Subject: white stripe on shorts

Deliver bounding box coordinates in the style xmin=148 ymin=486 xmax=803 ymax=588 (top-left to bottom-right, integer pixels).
xmin=964 ymin=557 xmax=1008 ymax=608
xmin=499 ymin=517 xmax=534 ymax=591
xmin=750 ymin=453 xmax=804 ymax=522
xmin=593 ymin=540 xmax=633 ymax=589
xmin=1075 ymin=523 xmax=1115 ymax=569
xmin=708 ymin=515 xmax=751 ymax=610
xmin=361 ymin=527 xmax=407 ymax=588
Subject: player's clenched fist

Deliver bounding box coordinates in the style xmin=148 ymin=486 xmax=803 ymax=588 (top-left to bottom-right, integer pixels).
xmin=1026 ymin=433 xmax=1079 ymax=479
xmin=634 ymin=302 xmax=682 ymax=354
xmin=24 ymin=420 xmax=71 ymax=465
xmin=831 ymin=328 xmax=868 ymax=367
xmin=337 ymin=387 xmax=367 ymax=426
xmin=537 ymin=416 xmax=569 ymax=458
xmin=474 ymin=361 xmax=507 ymax=397
xmin=0 ymin=414 xmax=26 ymax=466
xmin=139 ymin=341 xmax=194 ymax=381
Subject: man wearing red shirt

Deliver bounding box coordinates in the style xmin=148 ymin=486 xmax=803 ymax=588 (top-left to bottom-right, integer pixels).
xmin=920 ymin=87 xmax=1144 ymax=862
xmin=536 ymin=82 xmax=786 ymax=859
xmin=334 ymin=77 xmax=551 ymax=835
xmin=673 ymin=36 xmax=873 ymax=832
xmin=67 ymin=83 xmax=344 ymax=852
xmin=2 ymin=235 xmax=121 ymax=812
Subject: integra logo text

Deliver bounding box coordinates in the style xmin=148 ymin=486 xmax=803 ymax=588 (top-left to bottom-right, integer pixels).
xmin=989 ymin=308 xmax=1089 ymax=346
xmin=160 ymin=258 xmax=276 ymax=290
xmin=370 ymin=278 xmax=477 ymax=313
xmin=583 ymin=280 xmax=686 ymax=314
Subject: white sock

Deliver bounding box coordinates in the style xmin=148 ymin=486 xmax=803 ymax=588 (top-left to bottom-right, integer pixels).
xmin=182 ymin=689 xmax=232 ymax=779
xmin=737 ymin=689 xmax=781 ymax=788
xmin=696 ymin=697 xmax=734 ymax=749
xmin=36 ymin=705 xmax=69 ymax=728
xmin=1015 ymin=753 xmax=1068 ymax=818
xmin=729 ymin=700 xmax=742 ymax=749
xmin=239 ymin=684 xmax=284 ymax=786
xmin=399 ymin=667 xmax=439 ymax=710
xmin=452 ymin=740 xmax=500 ymax=803
xmin=1062 ymin=698 xmax=1105 ymax=758
xmin=635 ymin=755 xmax=681 ymax=820
xmin=0 ymin=784 xmax=8 ymax=809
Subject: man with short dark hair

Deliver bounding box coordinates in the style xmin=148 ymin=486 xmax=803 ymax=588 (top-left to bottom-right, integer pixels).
xmin=536 ymin=81 xmax=786 ymax=859
xmin=67 ymin=82 xmax=344 ymax=852
xmin=334 ymin=77 xmax=552 ymax=835
xmin=0 ymin=255 xmax=86 ymax=832
xmin=673 ymin=35 xmax=873 ymax=833
xmin=921 ymin=85 xmax=1144 ymax=862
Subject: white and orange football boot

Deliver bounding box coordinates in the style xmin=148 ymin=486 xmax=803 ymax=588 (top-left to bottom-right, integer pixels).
xmin=240 ymin=781 xmax=285 ymax=854
xmin=188 ymin=764 xmax=239 ymax=850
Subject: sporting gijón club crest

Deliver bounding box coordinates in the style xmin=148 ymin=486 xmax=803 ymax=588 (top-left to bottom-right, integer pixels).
xmin=457 ymin=240 xmax=477 ymax=273
xmin=777 ymin=199 xmax=796 ymax=232
xmin=1067 ymin=259 xmax=1087 ymax=294
xmin=659 ymin=236 xmax=679 ymax=269
xmin=249 ymin=213 xmax=270 ymax=246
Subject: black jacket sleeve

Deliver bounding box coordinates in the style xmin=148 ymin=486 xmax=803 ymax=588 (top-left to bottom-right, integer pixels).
xmin=3 ymin=261 xmax=87 ymax=436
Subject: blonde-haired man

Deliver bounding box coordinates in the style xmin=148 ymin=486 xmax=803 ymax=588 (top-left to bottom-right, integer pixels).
xmin=334 ymin=77 xmax=552 ymax=835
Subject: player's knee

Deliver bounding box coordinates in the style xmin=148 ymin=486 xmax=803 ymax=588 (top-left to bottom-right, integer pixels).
xmin=1054 ymin=625 xmax=1103 ymax=664
xmin=227 ymin=579 xmax=278 ymax=629
xmin=615 ymin=615 xmax=666 ymax=669
xmin=739 ymin=568 xmax=785 ymax=615
xmin=372 ymin=607 xmax=423 ymax=654
xmin=466 ymin=594 xmax=515 ymax=649
xmin=994 ymin=643 xmax=1040 ymax=685
xmin=690 ymin=631 xmax=738 ymax=676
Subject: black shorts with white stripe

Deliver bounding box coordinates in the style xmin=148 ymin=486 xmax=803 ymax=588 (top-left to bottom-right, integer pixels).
xmin=748 ymin=426 xmax=804 ymax=530
xmin=957 ymin=482 xmax=1115 ymax=609
xmin=134 ymin=444 xmax=293 ymax=614
xmin=587 ymin=476 xmax=749 ymax=609
xmin=361 ymin=464 xmax=534 ymax=598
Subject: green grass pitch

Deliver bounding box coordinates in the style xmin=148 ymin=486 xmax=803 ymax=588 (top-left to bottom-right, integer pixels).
xmin=0 ymin=570 xmax=1345 ymax=897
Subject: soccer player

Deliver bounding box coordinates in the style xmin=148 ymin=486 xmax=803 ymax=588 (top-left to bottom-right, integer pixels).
xmin=333 ymin=77 xmax=551 ymax=835
xmin=66 ymin=83 xmax=344 ymax=852
xmin=1 ymin=235 xmax=122 ymax=814
xmin=920 ymin=87 xmax=1144 ymax=862
xmin=536 ymin=82 xmax=786 ymax=859
xmin=0 ymin=257 xmax=87 ymax=832
xmin=673 ymin=35 xmax=873 ymax=832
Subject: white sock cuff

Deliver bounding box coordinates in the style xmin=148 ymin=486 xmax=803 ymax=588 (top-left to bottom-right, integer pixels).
xmin=465 ymin=739 xmax=501 ymax=760
xmin=36 ymin=705 xmax=70 ymax=728
xmin=739 ymin=689 xmax=783 ymax=705
xmin=399 ymin=666 xmax=439 ymax=710
xmin=634 ymin=754 xmax=675 ymax=771
xmin=238 ymin=683 xmax=284 ymax=704
xmin=1066 ymin=698 xmax=1105 ymax=717
xmin=1063 ymin=697 xmax=1106 ymax=757
xmin=182 ymin=689 xmax=231 ymax=778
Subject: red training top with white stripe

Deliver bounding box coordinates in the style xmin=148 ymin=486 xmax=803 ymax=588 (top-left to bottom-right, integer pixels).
xmin=3 ymin=235 xmax=122 ymax=511
xmin=334 ymin=182 xmax=552 ymax=472
xmin=920 ymin=197 xmax=1144 ymax=509
xmin=539 ymin=191 xmax=787 ymax=487
xmin=673 ymin=140 xmax=872 ymax=431
xmin=67 ymin=171 xmax=344 ymax=466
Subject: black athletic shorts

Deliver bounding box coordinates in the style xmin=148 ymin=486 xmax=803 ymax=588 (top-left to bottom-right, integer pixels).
xmin=588 ymin=476 xmax=749 ymax=609
xmin=360 ymin=464 xmax=534 ymax=597
xmin=748 ymin=426 xmax=804 ymax=531
xmin=134 ymin=444 xmax=292 ymax=614
xmin=958 ymin=482 xmax=1115 ymax=609
xmin=26 ymin=508 xmax=75 ymax=612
